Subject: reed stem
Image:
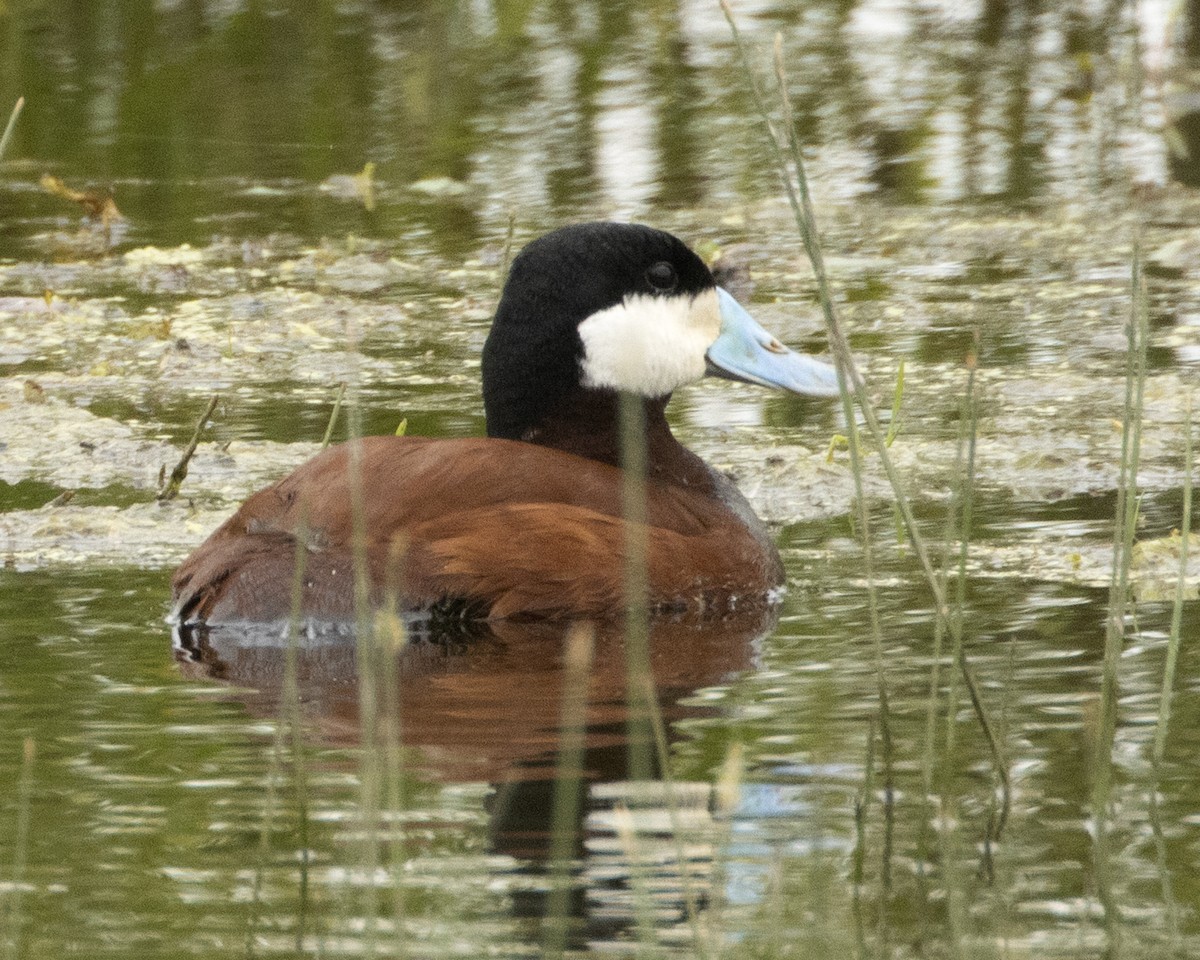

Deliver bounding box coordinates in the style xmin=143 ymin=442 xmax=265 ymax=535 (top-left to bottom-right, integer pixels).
xmin=343 ymin=323 xmax=382 ymax=954
xmin=244 ymin=522 xmax=313 ymax=955
xmin=851 ymin=718 xmax=875 ymax=960
xmin=612 ymin=803 xmax=664 ymax=957
xmin=639 ymin=670 xmax=709 ymax=956
xmin=0 ymin=98 xmax=23 ymax=163
xmin=720 ymin=7 xmax=1010 ymax=783
xmin=1153 ymin=394 xmax=1192 ymax=768
xmin=543 ymin=623 xmax=595 ymax=959
xmin=3 ymin=739 xmax=34 ymax=960
xmin=917 ymin=346 xmax=978 ymax=933
xmin=618 ymin=392 xmax=654 ymax=784
xmin=158 ymin=395 xmax=219 ymax=502
xmin=764 ymin=37 xmax=897 ymax=936
xmin=321 ymin=382 xmax=347 ymax=450
xmin=284 ymin=510 xmax=313 ymax=954
xmin=1093 ymin=240 xmax=1149 ymax=956
xmin=1146 ymin=394 xmax=1191 ymax=955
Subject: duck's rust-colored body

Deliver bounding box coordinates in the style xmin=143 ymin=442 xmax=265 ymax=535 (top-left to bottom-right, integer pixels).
xmin=172 ymin=430 xmax=780 ymax=622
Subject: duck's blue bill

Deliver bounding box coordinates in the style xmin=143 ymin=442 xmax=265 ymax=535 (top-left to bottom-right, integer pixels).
xmin=706 ymin=288 xmax=841 ymax=397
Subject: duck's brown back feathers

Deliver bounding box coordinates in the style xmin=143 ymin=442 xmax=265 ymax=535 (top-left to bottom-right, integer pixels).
xmin=171 ymin=435 xmax=783 ymax=624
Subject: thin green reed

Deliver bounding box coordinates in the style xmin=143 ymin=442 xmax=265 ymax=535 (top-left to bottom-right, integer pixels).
xmin=1093 ymin=241 xmax=1150 ymax=956
xmin=244 ymin=512 xmax=315 ymax=958
xmin=719 ymin=8 xmax=1009 ymax=812
xmin=719 ymin=6 xmax=935 ymax=599
xmin=851 ymin=718 xmax=876 ymax=960
xmin=766 ymin=31 xmax=896 ymax=930
xmin=0 ymin=98 xmax=23 ymax=162
xmin=377 ymin=606 xmax=409 ymax=957
xmin=543 ymin=624 xmax=595 ymax=960
xmin=946 ymin=350 xmax=1012 ymax=880
xmin=618 ymin=391 xmax=654 ymax=785
xmin=617 ymin=382 xmax=708 ymax=953
xmin=612 ymin=804 xmax=665 ymax=958
xmin=344 ymin=324 xmax=383 ymax=954
xmin=285 ymin=510 xmax=314 ymax=954
xmin=3 ymin=739 xmax=34 ymax=960
xmin=708 ymin=743 xmax=745 ymax=948
xmin=915 ymin=346 xmax=978 ymax=952
xmin=1154 ymin=393 xmax=1192 ymax=768
xmin=343 ymin=366 xmax=411 ymax=956
xmin=1147 ymin=396 xmax=1191 ymax=955
xmin=638 ymin=668 xmax=709 ymax=956
xmin=945 ymin=350 xmax=981 ymax=767
xmin=321 ymin=382 xmax=347 ymax=450
xmin=243 ymin=764 xmax=283 ymax=958
xmin=725 ymin=6 xmax=901 ymax=925
xmin=247 ymin=509 xmax=319 ymax=952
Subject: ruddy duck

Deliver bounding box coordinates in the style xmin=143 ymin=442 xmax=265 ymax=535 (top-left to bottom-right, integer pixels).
xmin=171 ymin=222 xmax=838 ymax=624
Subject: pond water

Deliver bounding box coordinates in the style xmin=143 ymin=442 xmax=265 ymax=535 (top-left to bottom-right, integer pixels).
xmin=4 ymin=1 xmax=1200 ymax=957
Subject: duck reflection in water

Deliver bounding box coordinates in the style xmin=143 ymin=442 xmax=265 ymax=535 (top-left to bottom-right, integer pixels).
xmin=173 ymin=607 xmax=775 ymax=941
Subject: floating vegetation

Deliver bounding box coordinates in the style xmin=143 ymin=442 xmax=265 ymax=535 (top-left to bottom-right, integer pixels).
xmin=1 ymin=203 xmax=1199 ymax=597
xmin=39 ymin=174 xmax=123 ymax=227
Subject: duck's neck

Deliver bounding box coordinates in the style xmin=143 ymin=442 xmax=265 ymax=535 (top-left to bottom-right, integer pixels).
xmin=520 ymin=389 xmax=715 ymax=490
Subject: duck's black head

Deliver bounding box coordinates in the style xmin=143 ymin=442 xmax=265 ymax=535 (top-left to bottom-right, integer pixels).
xmin=482 ymin=222 xmax=717 ymax=441
xmin=481 ymin=221 xmax=840 ymax=442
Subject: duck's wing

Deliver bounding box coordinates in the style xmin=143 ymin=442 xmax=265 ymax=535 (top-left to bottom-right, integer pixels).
xmin=407 ymin=501 xmax=774 ymax=619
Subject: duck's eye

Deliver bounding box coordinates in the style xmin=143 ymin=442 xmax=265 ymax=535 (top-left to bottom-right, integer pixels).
xmin=645 ymin=261 xmax=678 ymax=293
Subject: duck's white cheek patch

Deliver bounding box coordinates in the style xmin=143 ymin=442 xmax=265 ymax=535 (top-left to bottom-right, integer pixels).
xmin=578 ymin=289 xmax=721 ymax=397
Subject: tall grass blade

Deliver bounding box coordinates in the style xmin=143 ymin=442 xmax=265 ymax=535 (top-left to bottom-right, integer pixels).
xmin=377 ymin=605 xmax=409 ymax=957
xmin=612 ymin=803 xmax=664 ymax=957
xmin=708 ymin=742 xmax=744 ymax=947
xmin=1093 ymin=240 xmax=1149 ymax=956
xmin=245 ymin=513 xmax=313 ymax=956
xmin=916 ymin=344 xmax=978 ymax=938
xmin=284 ymin=510 xmax=313 ymax=954
xmin=742 ymin=22 xmax=904 ymax=936
xmin=885 ymin=359 xmax=905 ymax=447
xmin=945 ymin=362 xmax=1009 ymax=880
xmin=618 ymin=392 xmax=654 ymax=784
xmin=958 ymin=353 xmax=1008 ymax=880
xmin=851 ymin=719 xmax=875 ymax=960
xmin=543 ymin=623 xmax=595 ymax=959
xmin=3 ymin=739 xmax=34 ymax=960
xmin=615 ymin=383 xmax=707 ymax=952
xmin=321 ymin=382 xmax=347 ymax=450
xmin=1153 ymin=394 xmax=1192 ymax=767
xmin=0 ymin=98 xmax=23 ymax=163
xmin=638 ymin=670 xmax=708 ymax=957
xmin=762 ymin=30 xmax=898 ymax=926
xmin=342 ymin=319 xmax=383 ymax=954
xmin=1147 ymin=393 xmax=1191 ymax=955
xmin=719 ymin=8 xmax=1010 ymax=802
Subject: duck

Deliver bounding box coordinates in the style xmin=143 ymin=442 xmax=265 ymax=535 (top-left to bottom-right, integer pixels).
xmin=170 ymin=222 xmax=840 ymax=626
